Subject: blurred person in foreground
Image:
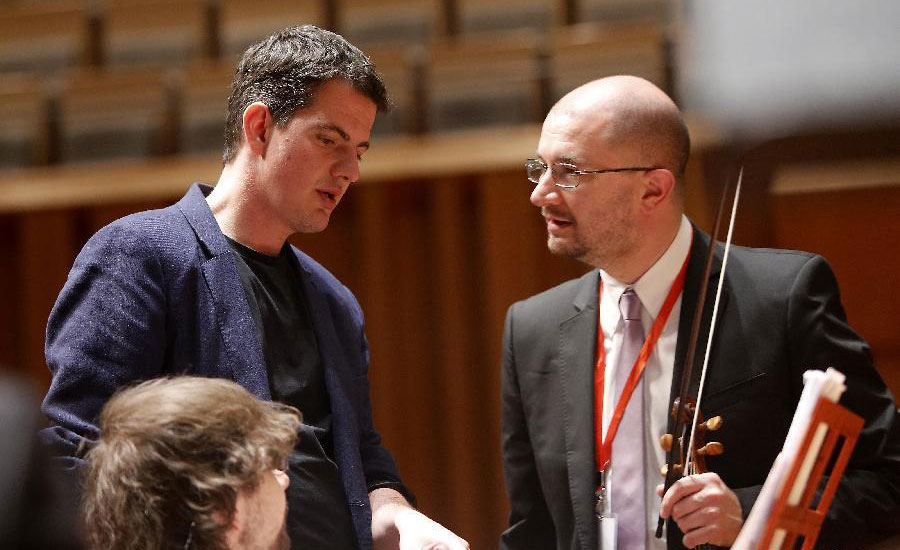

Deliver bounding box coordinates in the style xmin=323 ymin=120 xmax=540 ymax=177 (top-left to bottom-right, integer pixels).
xmin=42 ymin=24 xmax=467 ymax=550
xmin=0 ymin=370 xmax=82 ymax=549
xmin=83 ymin=376 xmax=299 ymax=550
xmin=500 ymin=75 xmax=900 ymax=550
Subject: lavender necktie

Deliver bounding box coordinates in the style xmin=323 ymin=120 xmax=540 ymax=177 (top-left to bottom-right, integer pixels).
xmin=611 ymin=288 xmax=647 ymax=550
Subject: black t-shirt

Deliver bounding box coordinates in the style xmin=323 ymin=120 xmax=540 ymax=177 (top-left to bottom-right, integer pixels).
xmin=227 ymin=237 xmax=358 ymax=550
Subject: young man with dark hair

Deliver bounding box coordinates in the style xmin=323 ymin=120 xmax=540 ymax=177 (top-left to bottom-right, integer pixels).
xmin=83 ymin=377 xmax=300 ymax=550
xmin=42 ymin=25 xmax=468 ymax=550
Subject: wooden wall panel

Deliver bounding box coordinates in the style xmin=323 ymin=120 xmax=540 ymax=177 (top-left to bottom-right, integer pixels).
xmin=377 ymin=181 xmax=443 ymax=511
xmin=0 ymin=216 xmax=19 ymax=369
xmin=17 ymin=211 xmax=79 ymax=389
xmin=477 ymin=170 xmax=543 ymax=537
xmin=771 ymin=184 xmax=900 ymax=398
xmin=429 ymin=176 xmax=491 ymax=540
xmin=350 ymin=184 xmax=396 ymax=438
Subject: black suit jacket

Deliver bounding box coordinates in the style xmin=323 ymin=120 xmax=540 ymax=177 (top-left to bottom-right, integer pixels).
xmin=500 ymin=227 xmax=900 ymax=550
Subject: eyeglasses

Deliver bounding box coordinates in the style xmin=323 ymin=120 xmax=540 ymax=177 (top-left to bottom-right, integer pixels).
xmin=525 ymin=158 xmax=659 ymax=189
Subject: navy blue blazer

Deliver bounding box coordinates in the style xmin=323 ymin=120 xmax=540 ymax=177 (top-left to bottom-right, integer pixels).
xmin=41 ymin=183 xmax=404 ymax=550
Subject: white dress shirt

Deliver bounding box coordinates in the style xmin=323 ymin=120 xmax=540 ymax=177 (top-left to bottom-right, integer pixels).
xmin=599 ymin=215 xmax=693 ymax=550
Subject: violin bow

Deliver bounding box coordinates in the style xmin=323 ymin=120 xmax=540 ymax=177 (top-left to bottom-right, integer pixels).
xmin=656 ymin=165 xmax=744 ymax=538
xmin=685 ymin=168 xmax=743 ymax=475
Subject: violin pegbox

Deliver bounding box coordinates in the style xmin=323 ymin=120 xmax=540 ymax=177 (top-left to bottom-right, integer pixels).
xmin=659 ymin=397 xmax=725 ymax=477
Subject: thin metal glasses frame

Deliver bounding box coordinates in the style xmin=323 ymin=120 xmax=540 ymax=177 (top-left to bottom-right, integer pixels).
xmin=525 ymin=158 xmax=659 ymax=189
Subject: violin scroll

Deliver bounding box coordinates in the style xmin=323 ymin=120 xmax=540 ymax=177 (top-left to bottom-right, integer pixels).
xmin=659 ymin=397 xmax=725 ymax=477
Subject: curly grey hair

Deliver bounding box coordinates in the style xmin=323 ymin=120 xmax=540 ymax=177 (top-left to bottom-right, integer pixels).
xmin=83 ymin=376 xmax=301 ymax=550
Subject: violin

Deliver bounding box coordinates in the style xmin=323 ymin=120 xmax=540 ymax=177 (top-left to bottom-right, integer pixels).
xmin=656 ymin=167 xmax=744 ymax=546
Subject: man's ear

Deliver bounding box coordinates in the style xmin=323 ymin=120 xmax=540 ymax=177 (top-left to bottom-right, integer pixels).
xmin=242 ymin=102 xmax=272 ymax=156
xmin=640 ymin=168 xmax=677 ymax=212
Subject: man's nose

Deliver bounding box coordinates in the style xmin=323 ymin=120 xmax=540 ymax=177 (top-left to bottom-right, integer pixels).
xmin=530 ymin=172 xmax=560 ymax=207
xmin=333 ymin=152 xmax=360 ymax=184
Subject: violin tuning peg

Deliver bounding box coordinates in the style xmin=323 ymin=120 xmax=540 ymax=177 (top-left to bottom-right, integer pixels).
xmin=698 ymin=442 xmax=724 ymax=456
xmin=704 ymin=416 xmax=724 ymax=431
xmin=660 ymin=433 xmax=673 ymax=452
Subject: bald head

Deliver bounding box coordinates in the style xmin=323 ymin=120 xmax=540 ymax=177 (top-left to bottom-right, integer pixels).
xmin=549 ymin=76 xmax=690 ymax=182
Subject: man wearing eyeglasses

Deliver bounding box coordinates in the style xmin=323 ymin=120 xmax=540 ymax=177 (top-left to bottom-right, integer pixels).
xmin=500 ymin=76 xmax=900 ymax=550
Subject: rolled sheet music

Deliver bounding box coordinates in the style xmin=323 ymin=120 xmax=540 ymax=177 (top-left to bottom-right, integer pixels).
xmin=731 ymin=367 xmax=847 ymax=550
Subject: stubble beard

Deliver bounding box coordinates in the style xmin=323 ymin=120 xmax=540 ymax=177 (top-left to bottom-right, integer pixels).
xmin=544 ymin=206 xmax=636 ymax=272
xmin=291 ymin=205 xmax=332 ymax=234
xmin=547 ymin=229 xmax=591 ymax=264
xmin=296 ymin=218 xmax=328 ymax=235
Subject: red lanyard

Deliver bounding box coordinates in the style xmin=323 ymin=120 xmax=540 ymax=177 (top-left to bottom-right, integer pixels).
xmin=594 ymin=248 xmax=690 ymax=483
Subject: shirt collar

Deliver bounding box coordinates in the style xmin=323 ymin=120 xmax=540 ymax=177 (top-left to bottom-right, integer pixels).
xmin=599 ymin=215 xmax=692 ymax=322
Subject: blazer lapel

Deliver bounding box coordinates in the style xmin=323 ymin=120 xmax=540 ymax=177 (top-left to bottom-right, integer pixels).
xmin=200 ymin=255 xmax=271 ymax=399
xmin=559 ymin=271 xmax=601 ymax=550
xmin=292 ymin=252 xmax=368 ymax=508
xmin=179 ymin=183 xmax=270 ymax=399
xmin=668 ymin=227 xmax=729 ymax=438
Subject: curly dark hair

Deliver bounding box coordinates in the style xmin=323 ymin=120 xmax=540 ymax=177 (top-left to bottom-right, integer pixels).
xmin=82 ymin=377 xmax=301 ymax=550
xmin=222 ymin=24 xmax=390 ymax=164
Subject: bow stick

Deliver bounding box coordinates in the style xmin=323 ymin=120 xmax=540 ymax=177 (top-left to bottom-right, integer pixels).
xmin=684 ymin=167 xmax=742 ymax=475
xmin=656 ymin=165 xmax=744 ymax=539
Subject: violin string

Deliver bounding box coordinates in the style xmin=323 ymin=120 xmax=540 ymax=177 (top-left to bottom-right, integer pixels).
xmin=684 ymin=167 xmax=743 ymax=474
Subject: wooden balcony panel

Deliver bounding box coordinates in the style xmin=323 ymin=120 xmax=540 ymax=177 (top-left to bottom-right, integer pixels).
xmin=0 ymin=1 xmax=90 ymax=73
xmin=581 ymin=0 xmax=671 ymax=24
xmin=219 ymin=0 xmax=324 ymax=58
xmin=457 ymin=0 xmax=557 ymax=35
xmin=549 ymin=20 xmax=668 ymax=100
xmin=56 ymin=67 xmax=173 ymax=164
xmin=339 ymin=0 xmax=438 ymax=48
xmin=426 ymin=33 xmax=543 ymax=132
xmin=177 ymin=60 xmax=237 ymax=155
xmin=103 ymin=0 xmax=210 ymax=66
xmin=0 ymin=73 xmax=49 ymax=169
xmin=367 ymin=44 xmax=418 ymax=137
